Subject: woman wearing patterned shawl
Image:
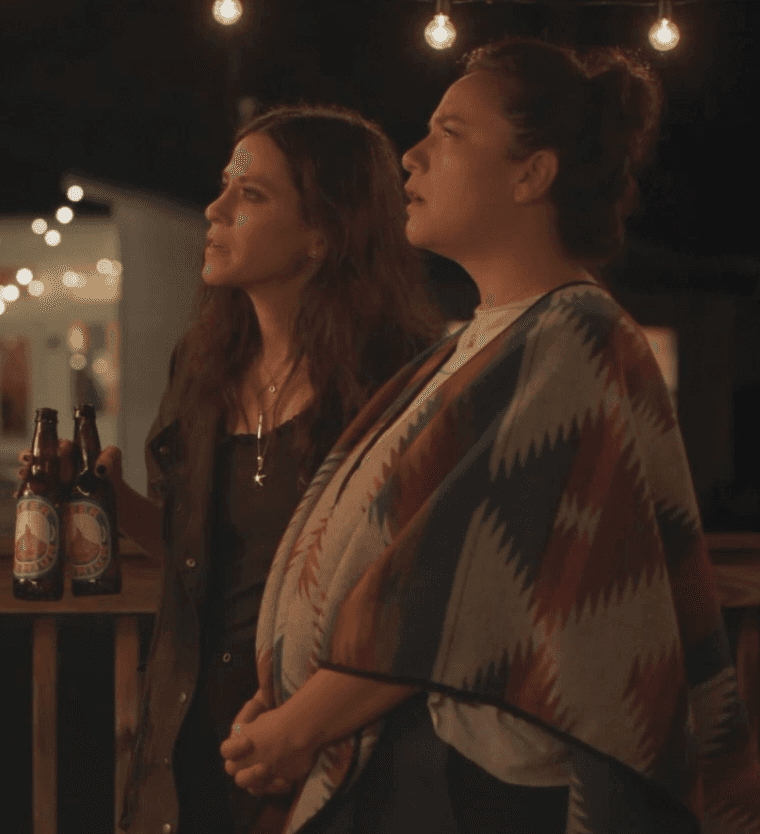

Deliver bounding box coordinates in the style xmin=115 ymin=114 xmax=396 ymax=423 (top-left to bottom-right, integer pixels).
xmin=221 ymin=37 xmax=760 ymax=834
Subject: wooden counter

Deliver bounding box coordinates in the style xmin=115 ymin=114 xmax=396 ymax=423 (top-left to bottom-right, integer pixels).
xmin=1 ymin=532 xmax=759 ymax=833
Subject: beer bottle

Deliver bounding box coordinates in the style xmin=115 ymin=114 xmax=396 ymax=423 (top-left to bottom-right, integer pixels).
xmin=66 ymin=404 xmax=122 ymax=595
xmin=13 ymin=408 xmax=65 ymax=600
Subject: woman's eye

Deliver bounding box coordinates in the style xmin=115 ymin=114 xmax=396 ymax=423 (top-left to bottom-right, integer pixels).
xmin=244 ymin=190 xmax=263 ymax=201
xmin=442 ymin=126 xmax=456 ymax=137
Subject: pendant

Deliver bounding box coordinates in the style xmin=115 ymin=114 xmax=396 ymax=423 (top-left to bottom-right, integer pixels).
xmin=254 ymin=472 xmax=266 ymax=486
xmin=268 ymin=384 xmax=276 ymax=393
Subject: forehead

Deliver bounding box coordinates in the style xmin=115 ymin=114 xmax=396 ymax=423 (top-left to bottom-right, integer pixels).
xmin=225 ymin=132 xmax=291 ymax=183
xmin=434 ymin=71 xmax=510 ymax=134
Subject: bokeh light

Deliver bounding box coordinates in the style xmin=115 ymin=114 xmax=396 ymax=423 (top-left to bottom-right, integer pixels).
xmin=56 ymin=206 xmax=74 ymax=224
xmin=16 ymin=268 xmax=33 ymax=285
xmin=67 ymin=185 xmax=84 ymax=202
xmin=44 ymin=230 xmax=61 ymax=246
xmin=63 ymin=271 xmax=79 ymax=288
xmin=1 ymin=285 xmax=21 ymax=302
xmin=213 ymin=0 xmax=243 ymax=26
xmin=28 ymin=280 xmax=45 ymax=296
xmin=70 ymin=354 xmax=87 ymax=370
xmin=68 ymin=325 xmax=86 ymax=352
xmin=97 ymin=258 xmax=114 ymax=274
xmin=32 ymin=219 xmax=48 ymax=235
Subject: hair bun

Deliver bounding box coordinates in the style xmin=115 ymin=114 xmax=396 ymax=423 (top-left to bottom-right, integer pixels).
xmin=582 ymin=47 xmax=664 ymax=171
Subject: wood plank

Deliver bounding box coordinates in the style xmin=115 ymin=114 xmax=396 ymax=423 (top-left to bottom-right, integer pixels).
xmin=0 ymin=558 xmax=162 ymax=614
xmin=705 ymin=532 xmax=760 ymax=552
xmin=32 ymin=616 xmax=57 ymax=834
xmin=712 ymin=564 xmax=760 ymax=608
xmin=114 ymin=616 xmax=140 ymax=834
xmin=736 ymin=608 xmax=760 ymax=755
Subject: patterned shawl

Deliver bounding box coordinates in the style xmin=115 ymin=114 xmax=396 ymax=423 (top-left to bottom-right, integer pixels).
xmin=256 ymin=282 xmax=760 ymax=833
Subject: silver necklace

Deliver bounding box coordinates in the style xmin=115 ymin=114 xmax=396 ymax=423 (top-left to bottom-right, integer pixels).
xmin=252 ymin=366 xmax=287 ymax=487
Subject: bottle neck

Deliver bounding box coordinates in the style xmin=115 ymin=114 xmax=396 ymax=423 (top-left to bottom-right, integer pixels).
xmin=31 ymin=421 xmax=59 ymax=480
xmin=75 ymin=418 xmax=102 ymax=474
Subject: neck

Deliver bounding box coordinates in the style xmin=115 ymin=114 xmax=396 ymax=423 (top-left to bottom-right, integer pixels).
xmin=455 ymin=205 xmax=593 ymax=310
xmin=245 ymin=278 xmax=304 ymax=375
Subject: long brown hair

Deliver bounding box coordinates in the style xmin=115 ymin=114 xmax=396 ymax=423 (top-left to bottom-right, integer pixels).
xmin=463 ymin=37 xmax=664 ymax=267
xmin=173 ymin=103 xmax=448 ymax=486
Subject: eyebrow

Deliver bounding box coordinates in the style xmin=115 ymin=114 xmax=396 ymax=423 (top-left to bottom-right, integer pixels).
xmin=220 ymin=173 xmax=277 ymax=191
xmin=427 ymin=114 xmax=469 ymax=131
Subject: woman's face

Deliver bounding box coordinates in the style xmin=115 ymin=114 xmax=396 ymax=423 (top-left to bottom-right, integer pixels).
xmin=203 ymin=132 xmax=321 ymax=291
xmin=402 ymin=71 xmax=523 ymax=262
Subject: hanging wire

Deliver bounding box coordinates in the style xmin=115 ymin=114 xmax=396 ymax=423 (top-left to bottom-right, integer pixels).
xmin=404 ymin=0 xmax=741 ymax=6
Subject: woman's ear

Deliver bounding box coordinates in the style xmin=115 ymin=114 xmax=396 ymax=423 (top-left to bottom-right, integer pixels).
xmin=514 ymin=149 xmax=559 ymax=204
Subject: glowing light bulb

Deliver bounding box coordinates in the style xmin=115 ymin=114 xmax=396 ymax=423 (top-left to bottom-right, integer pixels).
xmin=70 ymin=354 xmax=87 ymax=370
xmin=45 ymin=230 xmax=61 ymax=246
xmin=28 ymin=280 xmax=45 ymax=296
xmin=56 ymin=206 xmax=74 ymax=224
xmin=67 ymin=185 xmax=84 ymax=202
xmin=425 ymin=13 xmax=456 ymax=50
xmin=16 ymin=268 xmax=33 ymax=285
xmin=648 ymin=17 xmax=680 ymax=51
xmin=213 ymin=0 xmax=243 ymax=26
xmin=1 ymin=284 xmax=20 ymax=302
xmin=32 ymin=218 xmax=48 ymax=235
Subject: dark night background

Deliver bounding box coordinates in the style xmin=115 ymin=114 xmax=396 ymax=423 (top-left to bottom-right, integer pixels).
xmin=1 ymin=2 xmax=759 ymax=832
xmin=2 ymin=0 xmax=759 ymax=275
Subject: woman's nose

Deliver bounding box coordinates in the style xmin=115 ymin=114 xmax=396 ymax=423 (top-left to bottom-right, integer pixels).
xmin=401 ymin=140 xmax=425 ymax=174
xmin=204 ymin=192 xmax=226 ymax=223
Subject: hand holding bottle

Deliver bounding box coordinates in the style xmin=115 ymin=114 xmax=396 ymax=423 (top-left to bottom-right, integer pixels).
xmin=16 ymin=439 xmax=75 ymax=495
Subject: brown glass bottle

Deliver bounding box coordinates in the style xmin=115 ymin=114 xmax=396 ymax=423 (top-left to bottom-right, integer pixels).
xmin=13 ymin=408 xmax=65 ymax=600
xmin=66 ymin=405 xmax=122 ymax=595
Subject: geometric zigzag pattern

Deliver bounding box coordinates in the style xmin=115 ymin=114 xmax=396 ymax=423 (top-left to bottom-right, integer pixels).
xmin=256 ymin=283 xmax=760 ymax=834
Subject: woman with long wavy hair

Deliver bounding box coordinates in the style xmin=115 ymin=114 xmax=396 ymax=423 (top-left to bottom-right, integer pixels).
xmin=220 ymin=37 xmax=760 ymax=834
xmin=19 ymin=103 xmax=449 ymax=834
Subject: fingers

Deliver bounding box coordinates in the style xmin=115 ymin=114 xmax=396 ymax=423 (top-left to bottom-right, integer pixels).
xmin=220 ymin=735 xmax=252 ymax=760
xmin=233 ymin=695 xmax=267 ymax=729
xmin=17 ymin=442 xmax=76 ymax=485
xmin=96 ymin=446 xmax=122 ymax=482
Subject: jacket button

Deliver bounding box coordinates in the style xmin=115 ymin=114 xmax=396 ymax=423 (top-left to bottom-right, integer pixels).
xmin=179 ymin=692 xmax=187 ymax=704
xmin=185 ymin=559 xmax=196 ymax=569
xmin=159 ymin=445 xmax=170 ymax=456
xmin=222 ymin=652 xmax=231 ymax=663
xmin=162 ymin=825 xmax=172 ymax=833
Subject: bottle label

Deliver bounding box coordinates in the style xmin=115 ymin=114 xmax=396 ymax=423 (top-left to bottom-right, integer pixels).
xmin=13 ymin=497 xmax=60 ymax=579
xmin=65 ymin=500 xmax=112 ymax=580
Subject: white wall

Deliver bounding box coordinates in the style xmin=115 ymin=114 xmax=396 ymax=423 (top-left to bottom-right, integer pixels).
xmin=1 ymin=179 xmax=207 ymax=498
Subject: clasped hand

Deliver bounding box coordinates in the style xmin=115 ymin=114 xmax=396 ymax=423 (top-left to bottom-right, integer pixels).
xmin=220 ymin=693 xmax=318 ymax=796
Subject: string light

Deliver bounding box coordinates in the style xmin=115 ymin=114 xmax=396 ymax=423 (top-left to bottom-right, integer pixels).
xmin=212 ymin=0 xmax=243 ymax=26
xmin=56 ymin=206 xmax=74 ymax=224
xmin=31 ymin=219 xmax=47 ymax=235
xmin=425 ymin=0 xmax=456 ymax=50
xmin=16 ymin=269 xmax=33 ymax=286
xmin=649 ymin=0 xmax=680 ymax=51
xmin=67 ymin=185 xmax=84 ymax=202
xmin=44 ymin=230 xmax=61 ymax=246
